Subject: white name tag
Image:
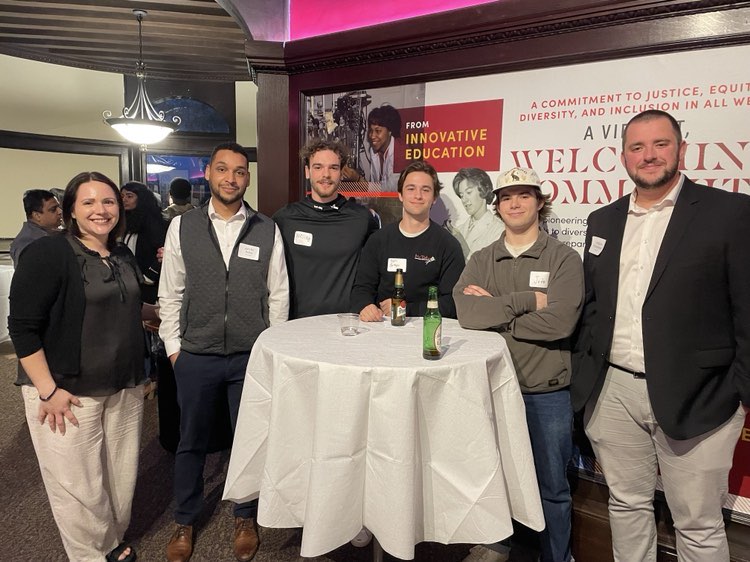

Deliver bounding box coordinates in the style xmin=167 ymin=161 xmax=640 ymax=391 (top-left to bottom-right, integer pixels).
xmin=387 ymin=258 xmax=407 ymax=272
xmin=294 ymin=231 xmax=313 ymax=247
xmin=238 ymin=243 xmax=260 ymax=261
xmin=529 ymin=271 xmax=550 ymax=289
xmin=589 ymin=236 xmax=606 ymax=256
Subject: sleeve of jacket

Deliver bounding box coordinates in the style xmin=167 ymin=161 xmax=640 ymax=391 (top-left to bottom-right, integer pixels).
xmin=350 ymin=233 xmax=382 ymax=313
xmin=454 ymin=250 xmax=537 ymax=330
xmin=435 ymin=234 xmax=465 ymax=319
xmin=8 ymin=238 xmax=65 ymax=358
xmin=508 ymin=248 xmax=584 ymax=341
xmin=728 ymin=195 xmax=750 ymax=406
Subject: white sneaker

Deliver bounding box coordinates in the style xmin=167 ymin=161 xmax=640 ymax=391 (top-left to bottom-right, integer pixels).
xmin=350 ymin=527 xmax=372 ymax=547
xmin=461 ymin=544 xmax=510 ymax=562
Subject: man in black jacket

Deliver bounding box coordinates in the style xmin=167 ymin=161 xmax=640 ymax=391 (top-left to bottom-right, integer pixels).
xmin=274 ymin=140 xmax=378 ymax=319
xmin=572 ymin=110 xmax=750 ymax=561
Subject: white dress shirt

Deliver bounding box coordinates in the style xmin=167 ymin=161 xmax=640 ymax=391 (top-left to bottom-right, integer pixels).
xmin=158 ymin=199 xmax=289 ymax=357
xmin=609 ymin=174 xmax=685 ymax=372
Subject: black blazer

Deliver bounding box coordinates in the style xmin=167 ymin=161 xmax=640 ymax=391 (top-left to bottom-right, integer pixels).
xmin=572 ymin=178 xmax=750 ymax=440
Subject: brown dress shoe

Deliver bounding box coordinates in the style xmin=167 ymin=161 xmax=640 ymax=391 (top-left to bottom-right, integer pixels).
xmin=233 ymin=517 xmax=259 ymax=561
xmin=166 ymin=524 xmax=193 ymax=562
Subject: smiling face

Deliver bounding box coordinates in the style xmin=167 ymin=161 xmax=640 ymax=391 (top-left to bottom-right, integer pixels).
xmin=495 ymin=185 xmax=543 ymax=236
xmin=399 ymin=171 xmax=436 ymax=221
xmin=456 ymin=179 xmax=487 ymax=218
xmin=205 ymin=149 xmax=249 ymax=209
xmin=368 ymin=124 xmax=392 ymax=155
xmin=121 ymin=189 xmax=138 ymax=211
xmin=621 ymin=116 xmax=686 ymax=194
xmin=71 ymin=181 xmax=120 ymax=244
xmin=305 ymin=149 xmax=342 ymax=203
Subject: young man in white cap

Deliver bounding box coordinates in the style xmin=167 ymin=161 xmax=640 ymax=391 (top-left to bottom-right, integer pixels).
xmin=454 ymin=167 xmax=583 ymax=562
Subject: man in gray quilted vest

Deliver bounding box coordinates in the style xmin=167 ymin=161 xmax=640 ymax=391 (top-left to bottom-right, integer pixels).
xmin=159 ymin=142 xmax=289 ymax=562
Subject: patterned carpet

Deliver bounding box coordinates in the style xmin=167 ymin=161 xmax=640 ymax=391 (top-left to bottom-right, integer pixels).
xmin=0 ymin=341 xmax=537 ymax=561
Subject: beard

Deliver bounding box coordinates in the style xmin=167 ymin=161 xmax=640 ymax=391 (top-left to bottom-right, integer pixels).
xmin=210 ymin=183 xmax=244 ymax=206
xmin=628 ymin=161 xmax=679 ymax=190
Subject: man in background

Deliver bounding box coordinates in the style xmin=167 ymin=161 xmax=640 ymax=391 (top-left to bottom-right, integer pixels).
xmin=10 ymin=189 xmax=62 ymax=266
xmin=163 ymin=177 xmax=195 ymax=222
xmin=274 ymin=139 xmax=378 ymax=319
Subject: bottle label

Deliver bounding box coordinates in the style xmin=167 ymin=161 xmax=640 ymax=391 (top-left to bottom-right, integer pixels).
xmin=433 ymin=323 xmax=441 ymax=349
xmin=396 ymin=301 xmax=406 ymax=317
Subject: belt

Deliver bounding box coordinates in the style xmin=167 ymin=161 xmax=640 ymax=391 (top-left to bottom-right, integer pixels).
xmin=608 ymin=362 xmax=646 ymax=379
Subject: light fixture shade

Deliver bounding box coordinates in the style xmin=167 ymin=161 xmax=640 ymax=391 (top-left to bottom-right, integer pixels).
xmin=103 ymin=9 xmax=180 ymax=147
xmin=106 ymin=117 xmax=176 ymax=145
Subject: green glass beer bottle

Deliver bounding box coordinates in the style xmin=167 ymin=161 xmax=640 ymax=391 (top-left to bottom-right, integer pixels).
xmin=422 ymin=286 xmax=442 ymax=360
xmin=391 ymin=268 xmax=406 ymax=326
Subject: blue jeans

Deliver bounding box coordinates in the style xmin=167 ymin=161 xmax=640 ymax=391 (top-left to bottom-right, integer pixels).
xmin=523 ymin=389 xmax=573 ymax=562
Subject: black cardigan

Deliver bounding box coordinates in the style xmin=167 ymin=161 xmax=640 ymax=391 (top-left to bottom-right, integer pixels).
xmin=9 ymin=235 xmax=138 ymax=382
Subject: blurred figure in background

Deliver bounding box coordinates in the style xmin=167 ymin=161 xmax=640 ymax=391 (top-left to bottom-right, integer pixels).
xmin=163 ymin=177 xmax=195 ymax=222
xmin=10 ymin=189 xmax=62 ymax=267
xmin=121 ymin=181 xmax=167 ymax=304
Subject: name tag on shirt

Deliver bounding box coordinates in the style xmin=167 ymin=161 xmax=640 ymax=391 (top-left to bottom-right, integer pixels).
xmin=294 ymin=231 xmax=313 ymax=247
xmin=238 ymin=243 xmax=260 ymax=261
xmin=589 ymin=236 xmax=606 ymax=256
xmin=387 ymin=258 xmax=407 ymax=272
xmin=529 ymin=271 xmax=550 ymax=289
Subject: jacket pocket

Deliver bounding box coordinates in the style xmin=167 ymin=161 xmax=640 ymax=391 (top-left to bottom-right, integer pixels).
xmin=695 ymin=348 xmax=734 ymax=368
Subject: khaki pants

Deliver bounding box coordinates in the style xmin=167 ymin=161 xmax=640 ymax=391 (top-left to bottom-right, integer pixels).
xmin=584 ymin=366 xmax=744 ymax=562
xmin=23 ymin=385 xmax=144 ymax=562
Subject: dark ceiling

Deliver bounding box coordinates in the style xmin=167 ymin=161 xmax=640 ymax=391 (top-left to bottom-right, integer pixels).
xmin=0 ymin=0 xmax=251 ymax=82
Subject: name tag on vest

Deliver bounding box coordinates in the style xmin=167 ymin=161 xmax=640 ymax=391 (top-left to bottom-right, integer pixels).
xmin=238 ymin=243 xmax=260 ymax=260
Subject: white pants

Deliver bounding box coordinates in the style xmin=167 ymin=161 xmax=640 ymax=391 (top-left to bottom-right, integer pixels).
xmin=23 ymin=385 xmax=144 ymax=562
xmin=584 ymin=366 xmax=744 ymax=562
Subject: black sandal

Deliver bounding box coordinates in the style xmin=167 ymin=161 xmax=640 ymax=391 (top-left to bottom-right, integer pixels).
xmin=106 ymin=543 xmax=137 ymax=562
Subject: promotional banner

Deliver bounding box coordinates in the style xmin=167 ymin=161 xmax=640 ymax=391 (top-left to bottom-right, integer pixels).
xmin=303 ymin=44 xmax=750 ymax=519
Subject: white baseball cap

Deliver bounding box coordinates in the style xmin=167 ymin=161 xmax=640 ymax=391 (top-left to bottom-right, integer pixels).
xmin=493 ymin=167 xmax=542 ymax=194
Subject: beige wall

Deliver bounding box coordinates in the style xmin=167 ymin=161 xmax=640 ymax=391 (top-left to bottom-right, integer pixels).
xmin=1 ymin=55 xmax=260 ymax=234
xmin=0 ymin=150 xmax=121 ymax=238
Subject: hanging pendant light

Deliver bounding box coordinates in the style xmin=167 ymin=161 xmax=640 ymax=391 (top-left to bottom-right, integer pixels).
xmin=103 ymin=9 xmax=180 ymax=146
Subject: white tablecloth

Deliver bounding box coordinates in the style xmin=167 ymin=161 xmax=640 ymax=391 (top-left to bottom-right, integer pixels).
xmin=224 ymin=315 xmax=543 ymax=560
xmin=0 ymin=265 xmax=14 ymax=343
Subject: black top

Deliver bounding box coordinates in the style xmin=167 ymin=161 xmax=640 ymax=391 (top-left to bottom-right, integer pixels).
xmin=61 ymin=237 xmax=145 ymax=396
xmin=9 ymin=234 xmax=145 ymax=395
xmin=350 ymin=221 xmax=465 ymax=318
xmin=273 ymin=194 xmax=378 ymax=319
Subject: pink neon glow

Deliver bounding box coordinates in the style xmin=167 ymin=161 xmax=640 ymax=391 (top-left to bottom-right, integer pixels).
xmin=289 ymin=0 xmax=496 ymax=41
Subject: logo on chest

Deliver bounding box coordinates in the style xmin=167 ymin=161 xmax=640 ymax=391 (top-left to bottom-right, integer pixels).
xmin=414 ymin=254 xmax=435 ymax=265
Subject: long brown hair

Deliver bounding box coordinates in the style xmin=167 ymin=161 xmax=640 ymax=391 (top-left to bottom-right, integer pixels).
xmin=62 ymin=172 xmax=126 ymax=249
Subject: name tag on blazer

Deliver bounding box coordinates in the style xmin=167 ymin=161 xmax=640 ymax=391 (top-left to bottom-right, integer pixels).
xmin=589 ymin=236 xmax=606 ymax=255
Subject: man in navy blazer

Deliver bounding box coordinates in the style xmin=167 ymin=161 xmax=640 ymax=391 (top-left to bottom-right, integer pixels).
xmin=572 ymin=109 xmax=750 ymax=562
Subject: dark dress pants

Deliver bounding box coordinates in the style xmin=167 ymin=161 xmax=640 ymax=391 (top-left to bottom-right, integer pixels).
xmin=173 ymin=350 xmax=257 ymax=525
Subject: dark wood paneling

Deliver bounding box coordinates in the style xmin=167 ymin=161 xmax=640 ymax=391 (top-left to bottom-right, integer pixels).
xmin=255 ymin=72 xmax=290 ymax=216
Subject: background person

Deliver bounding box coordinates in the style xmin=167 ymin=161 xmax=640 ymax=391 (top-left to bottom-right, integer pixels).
xmin=351 ymin=160 xmax=464 ymax=321
xmin=9 ymin=188 xmax=62 ymax=266
xmin=120 ymin=181 xmax=168 ymax=305
xmin=445 ymin=167 xmax=504 ymax=259
xmin=9 ymin=171 xmax=146 ymax=562
xmin=163 ymin=177 xmax=195 ymax=222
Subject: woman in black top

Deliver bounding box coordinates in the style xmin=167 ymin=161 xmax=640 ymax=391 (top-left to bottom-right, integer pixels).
xmin=121 ymin=181 xmax=167 ymax=304
xmin=9 ymin=172 xmax=145 ymax=562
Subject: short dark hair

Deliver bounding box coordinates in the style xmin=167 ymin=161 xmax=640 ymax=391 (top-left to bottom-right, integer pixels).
xmin=22 ymin=189 xmax=56 ymax=219
xmin=622 ymin=110 xmax=683 ymax=150
xmin=397 ymin=161 xmax=442 ymax=197
xmin=169 ymin=178 xmax=192 ymax=202
xmin=299 ymin=139 xmax=349 ymax=168
xmin=209 ymin=142 xmax=249 ymax=166
xmin=452 ymin=168 xmax=493 ymax=204
xmin=367 ymin=105 xmax=402 ymax=139
xmin=62 ymin=172 xmax=125 ymax=249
